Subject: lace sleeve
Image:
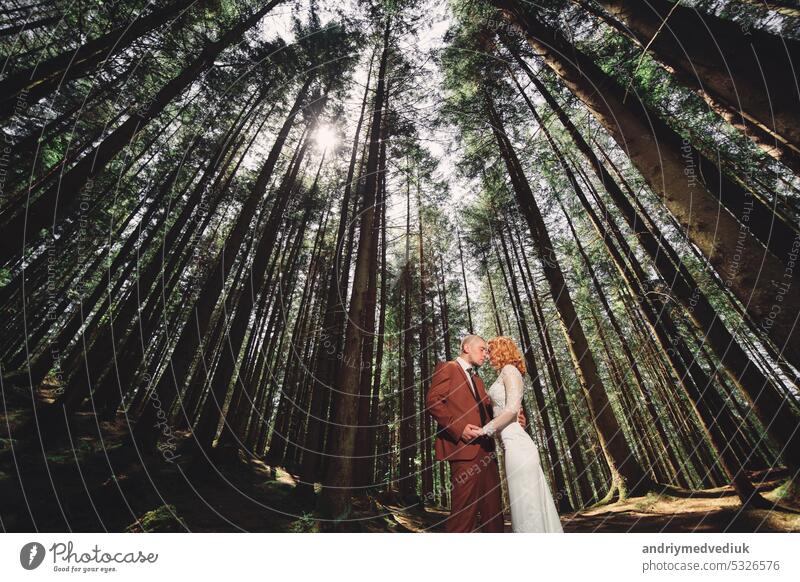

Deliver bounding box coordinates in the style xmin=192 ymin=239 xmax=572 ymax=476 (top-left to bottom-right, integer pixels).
xmin=482 ymin=364 xmax=524 ymax=437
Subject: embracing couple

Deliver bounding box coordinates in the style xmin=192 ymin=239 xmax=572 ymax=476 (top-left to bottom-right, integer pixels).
xmin=426 ymin=334 xmax=563 ymax=533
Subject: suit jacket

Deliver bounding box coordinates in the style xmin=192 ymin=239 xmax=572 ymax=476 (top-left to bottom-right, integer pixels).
xmin=425 ymin=360 xmax=496 ymax=461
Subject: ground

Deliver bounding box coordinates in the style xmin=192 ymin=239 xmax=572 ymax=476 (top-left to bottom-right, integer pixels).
xmin=1 ymin=389 xmax=798 ymax=533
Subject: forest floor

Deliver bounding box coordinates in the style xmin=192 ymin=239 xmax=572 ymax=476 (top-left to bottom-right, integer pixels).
xmin=375 ymin=469 xmax=800 ymax=533
xmin=1 ymin=386 xmax=799 ymax=532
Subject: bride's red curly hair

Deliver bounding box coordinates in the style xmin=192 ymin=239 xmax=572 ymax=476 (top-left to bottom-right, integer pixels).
xmin=487 ymin=336 xmax=527 ymax=376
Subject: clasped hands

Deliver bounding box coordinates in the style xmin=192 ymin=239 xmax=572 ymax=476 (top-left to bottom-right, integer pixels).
xmin=461 ymin=409 xmax=527 ymax=442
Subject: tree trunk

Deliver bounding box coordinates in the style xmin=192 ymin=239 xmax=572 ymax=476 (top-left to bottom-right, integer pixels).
xmin=0 ymin=0 xmax=201 ymax=119
xmin=317 ymin=16 xmax=392 ymax=524
xmin=513 ymin=56 xmax=800 ymax=491
xmin=129 ymin=77 xmax=314 ymax=452
xmin=585 ymin=0 xmax=800 ymax=173
xmin=484 ymin=91 xmax=654 ymax=501
xmin=0 ymin=0 xmax=286 ymax=267
xmin=491 ymin=5 xmax=800 ymax=373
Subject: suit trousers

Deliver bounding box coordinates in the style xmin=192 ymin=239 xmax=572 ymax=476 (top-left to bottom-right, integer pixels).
xmin=446 ymin=448 xmax=504 ymax=532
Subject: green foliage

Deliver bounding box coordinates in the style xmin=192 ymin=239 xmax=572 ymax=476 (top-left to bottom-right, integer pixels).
xmin=126 ymin=504 xmax=188 ymax=532
xmin=288 ymin=512 xmax=320 ymax=532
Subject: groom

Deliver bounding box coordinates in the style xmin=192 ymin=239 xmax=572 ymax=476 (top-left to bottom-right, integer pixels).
xmin=426 ymin=335 xmax=526 ymax=532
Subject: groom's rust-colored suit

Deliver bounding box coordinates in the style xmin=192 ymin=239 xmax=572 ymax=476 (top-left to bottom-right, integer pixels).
xmin=426 ymin=360 xmax=504 ymax=533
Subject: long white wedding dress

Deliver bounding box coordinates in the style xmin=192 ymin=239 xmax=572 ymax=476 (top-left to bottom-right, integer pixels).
xmin=482 ymin=364 xmax=564 ymax=533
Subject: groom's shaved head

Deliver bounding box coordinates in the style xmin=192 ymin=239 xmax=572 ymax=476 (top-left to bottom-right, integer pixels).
xmin=460 ymin=334 xmax=484 ymax=352
xmin=460 ymin=334 xmax=488 ymax=367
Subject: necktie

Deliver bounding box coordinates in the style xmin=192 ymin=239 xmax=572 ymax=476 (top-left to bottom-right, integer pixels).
xmin=466 ymin=367 xmax=489 ymax=426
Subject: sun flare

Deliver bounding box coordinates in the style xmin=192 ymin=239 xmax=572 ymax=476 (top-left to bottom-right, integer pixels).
xmin=314 ymin=125 xmax=337 ymax=152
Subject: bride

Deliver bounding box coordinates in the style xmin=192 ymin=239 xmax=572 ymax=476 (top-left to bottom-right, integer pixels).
xmin=479 ymin=336 xmax=564 ymax=533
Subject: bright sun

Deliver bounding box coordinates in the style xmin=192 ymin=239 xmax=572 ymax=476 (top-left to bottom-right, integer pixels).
xmin=314 ymin=125 xmax=337 ymax=152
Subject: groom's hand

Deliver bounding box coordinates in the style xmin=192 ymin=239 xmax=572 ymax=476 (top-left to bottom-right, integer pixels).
xmin=517 ymin=410 xmax=527 ymax=429
xmin=461 ymin=424 xmax=483 ymax=442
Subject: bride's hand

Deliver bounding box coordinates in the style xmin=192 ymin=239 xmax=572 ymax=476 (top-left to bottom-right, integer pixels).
xmin=517 ymin=409 xmax=527 ymax=428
